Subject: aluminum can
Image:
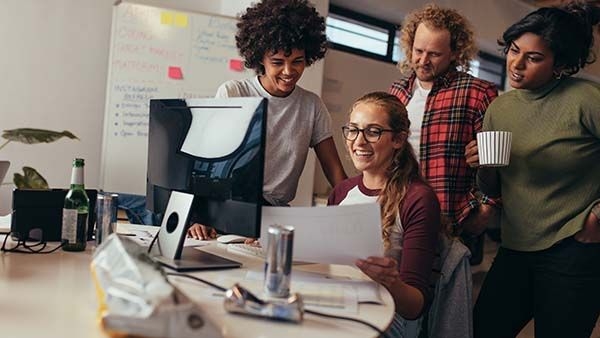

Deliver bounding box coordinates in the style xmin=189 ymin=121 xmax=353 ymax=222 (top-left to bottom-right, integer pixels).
xmin=263 ymin=224 xmax=294 ymax=298
xmin=95 ymin=193 xmax=118 ymax=246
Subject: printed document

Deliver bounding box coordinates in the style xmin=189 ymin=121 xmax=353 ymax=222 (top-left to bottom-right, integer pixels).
xmin=260 ymin=203 xmax=383 ymax=265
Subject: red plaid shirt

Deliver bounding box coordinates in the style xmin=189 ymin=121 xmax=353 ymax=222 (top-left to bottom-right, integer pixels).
xmin=390 ymin=71 xmax=498 ymax=228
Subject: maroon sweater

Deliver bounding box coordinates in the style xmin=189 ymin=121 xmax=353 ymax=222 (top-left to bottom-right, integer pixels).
xmin=328 ymin=175 xmax=440 ymax=312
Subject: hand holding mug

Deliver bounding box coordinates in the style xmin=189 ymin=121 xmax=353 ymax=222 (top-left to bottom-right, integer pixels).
xmin=476 ymin=131 xmax=512 ymax=167
xmin=465 ymin=139 xmax=480 ymax=168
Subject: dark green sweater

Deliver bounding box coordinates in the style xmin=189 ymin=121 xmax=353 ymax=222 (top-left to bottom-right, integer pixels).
xmin=478 ymin=77 xmax=600 ymax=251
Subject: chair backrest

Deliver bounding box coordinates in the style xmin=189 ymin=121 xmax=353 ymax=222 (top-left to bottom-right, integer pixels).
xmin=424 ymin=235 xmax=473 ymax=338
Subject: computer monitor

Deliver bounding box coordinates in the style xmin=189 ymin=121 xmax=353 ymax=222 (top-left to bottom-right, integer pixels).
xmin=146 ymin=97 xmax=267 ymax=270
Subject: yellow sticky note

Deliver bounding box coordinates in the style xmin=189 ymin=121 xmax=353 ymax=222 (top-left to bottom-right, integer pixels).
xmin=174 ymin=13 xmax=188 ymax=27
xmin=161 ymin=12 xmax=174 ymax=25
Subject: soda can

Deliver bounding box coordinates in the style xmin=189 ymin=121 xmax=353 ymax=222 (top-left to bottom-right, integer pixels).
xmin=264 ymin=224 xmax=294 ymax=298
xmin=95 ymin=193 xmax=118 ymax=246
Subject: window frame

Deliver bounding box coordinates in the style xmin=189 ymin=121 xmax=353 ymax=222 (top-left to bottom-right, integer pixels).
xmin=327 ymin=5 xmax=398 ymax=64
xmin=473 ymin=51 xmax=507 ymax=90
xmin=326 ymin=5 xmax=507 ymax=89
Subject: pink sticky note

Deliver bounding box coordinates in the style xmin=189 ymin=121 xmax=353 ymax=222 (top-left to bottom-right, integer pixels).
xmin=229 ymin=59 xmax=244 ymax=72
xmin=168 ymin=66 xmax=183 ymax=79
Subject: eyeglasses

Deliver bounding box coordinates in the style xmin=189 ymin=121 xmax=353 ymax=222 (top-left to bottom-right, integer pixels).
xmin=341 ymin=126 xmax=394 ymax=143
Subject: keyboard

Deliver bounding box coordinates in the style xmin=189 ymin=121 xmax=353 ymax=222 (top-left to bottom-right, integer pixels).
xmin=226 ymin=243 xmax=266 ymax=259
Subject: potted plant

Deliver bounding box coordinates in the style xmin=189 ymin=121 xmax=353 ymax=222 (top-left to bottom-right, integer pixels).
xmin=1 ymin=128 xmax=79 ymax=189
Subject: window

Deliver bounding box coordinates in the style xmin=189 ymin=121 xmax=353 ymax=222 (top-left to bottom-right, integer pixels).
xmin=469 ymin=52 xmax=506 ymax=90
xmin=326 ymin=5 xmax=399 ymax=64
xmin=326 ymin=5 xmax=506 ymax=89
xmin=392 ymin=31 xmax=403 ymax=62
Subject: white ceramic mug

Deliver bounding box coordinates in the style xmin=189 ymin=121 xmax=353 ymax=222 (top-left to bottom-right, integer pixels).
xmin=477 ymin=131 xmax=512 ymax=167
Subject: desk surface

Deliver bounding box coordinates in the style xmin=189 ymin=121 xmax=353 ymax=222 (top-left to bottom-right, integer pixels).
xmin=0 ymin=225 xmax=394 ymax=338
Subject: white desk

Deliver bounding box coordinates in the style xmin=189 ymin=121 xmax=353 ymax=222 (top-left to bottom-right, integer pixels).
xmin=0 ymin=226 xmax=394 ymax=338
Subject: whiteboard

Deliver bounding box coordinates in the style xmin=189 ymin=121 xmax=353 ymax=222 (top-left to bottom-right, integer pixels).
xmin=100 ymin=2 xmax=252 ymax=195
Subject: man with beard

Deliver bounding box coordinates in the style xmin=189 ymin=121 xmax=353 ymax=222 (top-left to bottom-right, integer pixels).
xmin=389 ymin=4 xmax=498 ymax=261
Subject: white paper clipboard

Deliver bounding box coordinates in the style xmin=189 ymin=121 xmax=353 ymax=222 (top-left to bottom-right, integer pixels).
xmin=260 ymin=203 xmax=383 ymax=265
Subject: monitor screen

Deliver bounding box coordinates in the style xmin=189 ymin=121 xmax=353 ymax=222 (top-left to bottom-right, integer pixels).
xmin=146 ymin=97 xmax=267 ymax=239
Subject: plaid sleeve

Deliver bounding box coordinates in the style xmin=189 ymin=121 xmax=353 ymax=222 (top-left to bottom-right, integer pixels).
xmin=454 ymin=78 xmax=501 ymax=224
xmin=455 ymin=190 xmax=502 ymax=226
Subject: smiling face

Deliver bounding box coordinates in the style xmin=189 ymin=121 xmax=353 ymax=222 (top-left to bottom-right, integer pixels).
xmin=258 ymin=48 xmax=306 ymax=97
xmin=507 ymin=32 xmax=556 ymax=90
xmin=346 ymin=103 xmax=403 ymax=180
xmin=411 ymin=23 xmax=456 ymax=89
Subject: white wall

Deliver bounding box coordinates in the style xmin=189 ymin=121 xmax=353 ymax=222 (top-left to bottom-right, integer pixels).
xmin=314 ymin=50 xmax=399 ymax=196
xmin=0 ymin=0 xmax=114 ymax=214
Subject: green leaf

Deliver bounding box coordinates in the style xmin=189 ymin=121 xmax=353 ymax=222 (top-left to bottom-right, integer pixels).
xmin=13 ymin=166 xmax=49 ymax=189
xmin=2 ymin=128 xmax=79 ymax=144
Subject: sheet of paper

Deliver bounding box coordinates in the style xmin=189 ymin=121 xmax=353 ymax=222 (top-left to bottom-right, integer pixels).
xmin=209 ymin=276 xmax=358 ymax=315
xmin=245 ymin=270 xmax=382 ymax=304
xmin=118 ymin=225 xmax=208 ymax=248
xmin=0 ymin=214 xmax=11 ymax=233
xmin=260 ymin=203 xmax=383 ymax=266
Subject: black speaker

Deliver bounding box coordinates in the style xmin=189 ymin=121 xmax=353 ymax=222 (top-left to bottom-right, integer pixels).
xmin=11 ymin=189 xmax=98 ymax=242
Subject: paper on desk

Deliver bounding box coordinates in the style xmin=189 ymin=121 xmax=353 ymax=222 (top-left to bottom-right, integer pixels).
xmin=260 ymin=203 xmax=383 ymax=266
xmin=209 ymin=276 xmax=359 ymax=315
xmin=119 ymin=226 xmax=209 ymax=248
xmin=245 ymin=270 xmax=383 ymax=304
xmin=0 ymin=213 xmax=11 ymax=233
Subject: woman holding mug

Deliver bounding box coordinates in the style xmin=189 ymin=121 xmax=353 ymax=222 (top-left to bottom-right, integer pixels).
xmin=466 ymin=3 xmax=600 ymax=337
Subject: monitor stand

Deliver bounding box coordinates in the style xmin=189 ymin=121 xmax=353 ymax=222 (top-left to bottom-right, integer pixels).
xmin=152 ymin=191 xmax=242 ymax=271
xmin=154 ymin=247 xmax=241 ymax=272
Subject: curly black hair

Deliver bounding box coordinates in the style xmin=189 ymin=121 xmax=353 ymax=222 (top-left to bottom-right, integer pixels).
xmin=499 ymin=1 xmax=600 ymax=76
xmin=235 ymin=0 xmax=328 ymax=74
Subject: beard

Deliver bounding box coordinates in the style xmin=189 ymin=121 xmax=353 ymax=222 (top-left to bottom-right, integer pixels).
xmin=413 ymin=63 xmax=437 ymax=82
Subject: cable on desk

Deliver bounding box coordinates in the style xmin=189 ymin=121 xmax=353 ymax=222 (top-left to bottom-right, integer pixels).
xmin=166 ymin=272 xmax=227 ymax=292
xmin=166 ymin=271 xmax=390 ymax=338
xmin=305 ymin=309 xmax=389 ymax=338
xmin=1 ymin=231 xmax=64 ymax=254
xmin=146 ymin=228 xmax=160 ymax=254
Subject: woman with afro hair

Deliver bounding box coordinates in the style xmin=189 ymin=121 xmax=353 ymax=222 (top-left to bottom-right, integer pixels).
xmin=188 ymin=0 xmax=347 ymax=240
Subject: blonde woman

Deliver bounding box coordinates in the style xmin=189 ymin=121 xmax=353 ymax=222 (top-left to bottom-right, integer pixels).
xmin=328 ymin=92 xmax=440 ymax=337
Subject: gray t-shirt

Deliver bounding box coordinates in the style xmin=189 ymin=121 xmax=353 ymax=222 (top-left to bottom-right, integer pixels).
xmin=216 ymin=76 xmax=333 ymax=205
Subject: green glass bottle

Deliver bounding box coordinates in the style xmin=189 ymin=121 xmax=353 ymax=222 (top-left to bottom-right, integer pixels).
xmin=61 ymin=158 xmax=89 ymax=252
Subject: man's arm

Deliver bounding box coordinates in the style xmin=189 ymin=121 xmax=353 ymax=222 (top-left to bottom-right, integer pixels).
xmin=460 ymin=82 xmax=500 ymax=235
